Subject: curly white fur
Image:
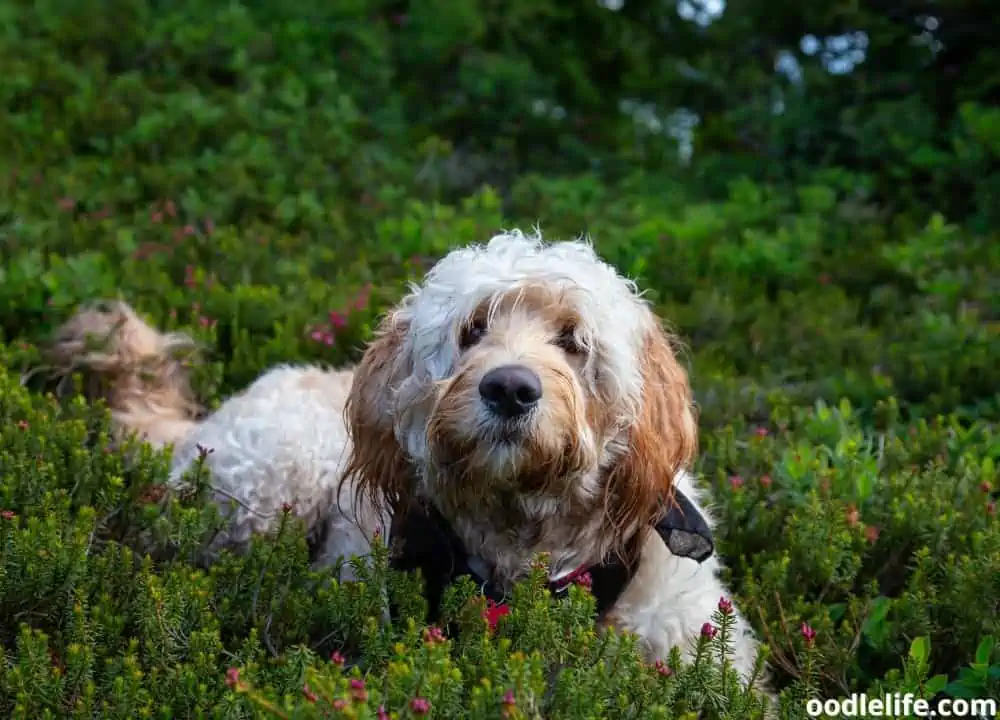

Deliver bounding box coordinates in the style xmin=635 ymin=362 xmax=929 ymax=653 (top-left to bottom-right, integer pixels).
xmin=166 ymin=365 xmax=384 ymax=572
xmin=44 ymin=301 xmax=385 ymax=579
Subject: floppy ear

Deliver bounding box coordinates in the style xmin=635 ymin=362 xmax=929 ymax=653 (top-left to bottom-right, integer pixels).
xmin=602 ymin=321 xmax=698 ymax=556
xmin=341 ymin=312 xmax=412 ymax=519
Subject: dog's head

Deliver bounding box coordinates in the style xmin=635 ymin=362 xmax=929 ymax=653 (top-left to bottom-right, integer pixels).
xmin=344 ymin=230 xmax=697 ymax=563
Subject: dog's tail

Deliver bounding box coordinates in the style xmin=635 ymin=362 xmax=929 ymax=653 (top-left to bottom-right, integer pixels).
xmin=43 ymin=299 xmax=202 ymax=448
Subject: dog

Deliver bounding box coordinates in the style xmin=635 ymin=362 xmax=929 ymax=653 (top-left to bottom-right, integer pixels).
xmin=342 ymin=229 xmax=767 ymax=686
xmin=42 ymin=229 xmax=767 ymax=690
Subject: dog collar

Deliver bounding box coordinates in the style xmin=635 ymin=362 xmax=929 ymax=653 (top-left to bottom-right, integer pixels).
xmin=387 ymin=489 xmax=714 ymax=629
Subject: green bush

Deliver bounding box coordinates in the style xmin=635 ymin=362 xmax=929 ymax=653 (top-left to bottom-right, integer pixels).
xmin=2 ymin=0 xmax=999 ymax=718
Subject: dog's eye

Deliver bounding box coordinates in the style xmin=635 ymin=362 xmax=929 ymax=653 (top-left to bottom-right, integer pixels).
xmin=460 ymin=318 xmax=487 ymax=349
xmin=554 ymin=326 xmax=584 ymax=355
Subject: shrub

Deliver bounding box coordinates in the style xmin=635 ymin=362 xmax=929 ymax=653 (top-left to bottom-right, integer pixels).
xmin=2 ymin=0 xmax=998 ymax=718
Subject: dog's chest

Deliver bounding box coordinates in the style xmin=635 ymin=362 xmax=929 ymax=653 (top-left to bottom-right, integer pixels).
xmin=449 ymin=512 xmax=595 ymax=588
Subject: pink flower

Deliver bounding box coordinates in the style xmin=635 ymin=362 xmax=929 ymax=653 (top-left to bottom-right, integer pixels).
xmin=717 ymin=597 xmax=732 ymax=615
xmin=410 ymin=697 xmax=430 ymax=714
xmin=502 ymin=689 xmax=516 ymax=705
xmin=801 ymin=622 xmax=817 ymax=644
xmin=729 ymin=475 xmax=744 ymax=490
xmin=333 ymin=698 xmax=348 ymax=710
xmin=700 ymin=623 xmax=718 ymax=640
xmin=423 ymin=626 xmax=446 ymax=645
xmin=377 ymin=705 xmax=390 ymax=720
xmin=760 ymin=474 xmax=773 ymax=489
xmin=225 ymin=667 xmax=241 ymax=689
xmin=754 ymin=427 xmax=769 ymax=437
xmin=329 ymin=310 xmax=348 ymax=328
xmin=981 ymin=481 xmax=993 ymax=494
xmin=331 ymin=650 xmax=346 ymax=666
xmin=350 ymin=677 xmax=368 ymax=702
xmin=654 ymin=659 xmax=672 ymax=677
xmin=864 ymin=525 xmax=880 ymax=544
xmin=303 ymin=684 xmax=317 ymax=702
xmin=1 ymin=510 xmax=15 ymax=520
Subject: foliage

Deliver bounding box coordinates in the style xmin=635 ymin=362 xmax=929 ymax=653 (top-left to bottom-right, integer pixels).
xmin=1 ymin=0 xmax=998 ymax=718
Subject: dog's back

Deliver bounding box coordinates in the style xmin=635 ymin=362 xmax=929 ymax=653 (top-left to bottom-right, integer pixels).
xmin=43 ymin=301 xmax=384 ymax=572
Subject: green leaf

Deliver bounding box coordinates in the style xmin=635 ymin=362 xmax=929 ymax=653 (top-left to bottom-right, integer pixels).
xmin=924 ymin=674 xmax=948 ymax=695
xmin=855 ymin=469 xmax=875 ymax=502
xmin=909 ymin=636 xmax=930 ymax=666
xmin=975 ymin=636 xmax=995 ymax=666
xmin=826 ymin=603 xmax=846 ymax=623
xmin=944 ymin=679 xmax=985 ymax=699
xmin=862 ymin=596 xmax=893 ymax=645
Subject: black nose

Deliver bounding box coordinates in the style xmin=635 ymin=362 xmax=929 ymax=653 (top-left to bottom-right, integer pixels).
xmin=478 ymin=364 xmax=542 ymax=418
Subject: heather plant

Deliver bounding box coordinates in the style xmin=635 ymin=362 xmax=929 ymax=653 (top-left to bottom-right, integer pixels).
xmin=2 ymin=0 xmax=1000 ymax=717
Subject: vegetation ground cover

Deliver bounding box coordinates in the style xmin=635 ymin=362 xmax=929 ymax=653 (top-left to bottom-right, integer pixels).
xmin=1 ymin=1 xmax=998 ymax=717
